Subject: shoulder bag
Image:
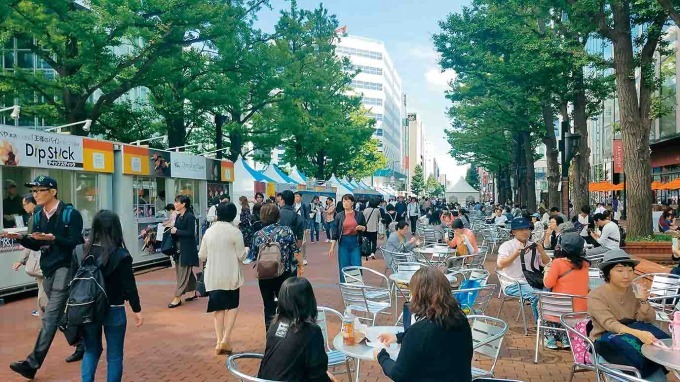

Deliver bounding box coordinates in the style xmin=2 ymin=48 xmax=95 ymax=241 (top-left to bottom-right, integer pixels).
xmin=519 ymin=245 xmax=545 ymax=289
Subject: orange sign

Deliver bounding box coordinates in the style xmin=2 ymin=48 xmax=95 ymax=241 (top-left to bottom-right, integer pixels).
xmin=613 ymin=139 xmax=624 ymax=173
xmin=122 ymin=145 xmax=150 ymax=175
xmin=221 ymin=160 xmax=234 ymax=182
xmin=82 ymin=139 xmax=114 ymax=173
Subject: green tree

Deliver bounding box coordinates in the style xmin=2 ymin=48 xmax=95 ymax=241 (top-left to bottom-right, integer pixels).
xmin=411 ymin=165 xmax=425 ymax=196
xmin=0 ymin=0 xmax=253 ymax=136
xmin=426 ymin=174 xmax=442 ymax=197
xmin=466 ymin=165 xmax=480 ymax=190
xmin=561 ymin=0 xmax=669 ymax=237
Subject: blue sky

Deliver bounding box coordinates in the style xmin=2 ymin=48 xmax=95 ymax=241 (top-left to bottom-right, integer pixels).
xmin=256 ymin=0 xmax=472 ymax=182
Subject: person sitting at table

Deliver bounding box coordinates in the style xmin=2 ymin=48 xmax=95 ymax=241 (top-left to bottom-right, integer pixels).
xmin=530 ymin=213 xmax=545 ymax=243
xmin=374 ymin=267 xmax=472 ymax=382
xmin=445 ymin=219 xmax=478 ymax=255
xmin=497 ymin=218 xmax=550 ymax=323
xmin=440 ymin=209 xmax=454 ymax=228
xmin=542 ymin=215 xmax=564 ymax=249
xmin=257 ymin=277 xmax=338 ymax=382
xmin=542 ymin=232 xmax=590 ymax=350
xmin=384 ymin=222 xmax=420 ymax=268
xmin=588 ymin=249 xmax=667 ymax=382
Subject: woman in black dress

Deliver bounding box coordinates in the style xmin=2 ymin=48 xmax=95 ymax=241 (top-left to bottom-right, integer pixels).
xmin=168 ymin=195 xmax=199 ymax=308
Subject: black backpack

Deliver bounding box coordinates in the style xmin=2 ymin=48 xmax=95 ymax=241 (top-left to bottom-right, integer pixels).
xmin=64 ymin=251 xmax=109 ymax=326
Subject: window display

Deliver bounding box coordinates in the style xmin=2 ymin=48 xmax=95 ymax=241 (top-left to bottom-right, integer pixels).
xmin=2 ymin=167 xmax=31 ymax=228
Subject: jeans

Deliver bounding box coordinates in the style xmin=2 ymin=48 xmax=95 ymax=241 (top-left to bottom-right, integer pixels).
xmin=504 ymin=283 xmax=539 ymax=322
xmin=82 ymin=306 xmax=127 ymax=382
xmin=309 ymin=220 xmax=319 ymax=242
xmin=364 ymin=231 xmax=378 ymax=257
xmin=409 ymin=216 xmax=418 ymax=234
xmin=323 ymin=221 xmax=335 ymax=241
xmin=338 ymin=235 xmax=361 ymax=283
xmin=258 ymin=270 xmax=294 ymax=331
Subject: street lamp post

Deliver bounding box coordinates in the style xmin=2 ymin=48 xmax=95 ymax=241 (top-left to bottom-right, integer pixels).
xmin=559 ymin=120 xmax=581 ymax=217
xmin=44 ymin=119 xmax=92 ymax=133
xmin=0 ymin=105 xmax=21 ymax=120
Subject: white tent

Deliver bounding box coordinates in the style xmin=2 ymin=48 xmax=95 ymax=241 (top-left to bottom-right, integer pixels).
xmin=233 ymin=156 xmax=275 ymax=204
xmin=288 ymin=166 xmax=308 ymax=184
xmin=262 ymin=164 xmax=299 ymax=185
xmin=445 ymin=177 xmax=479 ymax=203
xmin=327 ymin=174 xmax=353 ymax=199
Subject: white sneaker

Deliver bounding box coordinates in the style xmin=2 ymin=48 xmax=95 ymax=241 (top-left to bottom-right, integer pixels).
xmin=242 ymin=258 xmax=253 ymax=264
xmin=325 ymin=239 xmax=330 ymax=243
xmin=31 ymin=310 xmax=40 ymax=317
xmin=303 ymin=260 xmax=308 ymax=265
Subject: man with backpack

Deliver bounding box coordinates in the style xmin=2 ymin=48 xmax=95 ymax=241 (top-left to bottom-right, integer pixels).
xmin=2 ymin=176 xmax=85 ymax=379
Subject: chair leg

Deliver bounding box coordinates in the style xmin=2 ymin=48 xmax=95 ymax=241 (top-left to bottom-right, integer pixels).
xmin=496 ymin=298 xmax=505 ymax=318
xmin=534 ymin=324 xmax=541 ymax=364
xmin=354 ymin=359 xmax=361 ymax=382
xmin=345 ymin=359 xmax=352 ymax=382
xmin=568 ymin=364 xmax=576 ymax=382
xmin=519 ymin=302 xmax=528 ymax=336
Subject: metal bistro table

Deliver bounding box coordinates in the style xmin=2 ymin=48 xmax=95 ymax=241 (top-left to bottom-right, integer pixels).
xmin=333 ymin=325 xmax=402 ymax=382
xmin=412 ymin=246 xmax=455 ymax=266
xmin=389 ymin=270 xmax=457 ymax=286
xmin=641 ymin=338 xmax=680 ymax=379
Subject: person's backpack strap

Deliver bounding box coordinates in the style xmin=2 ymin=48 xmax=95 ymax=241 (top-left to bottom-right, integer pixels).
xmin=62 ymin=204 xmax=74 ymax=227
xmin=33 ymin=205 xmax=44 ymax=230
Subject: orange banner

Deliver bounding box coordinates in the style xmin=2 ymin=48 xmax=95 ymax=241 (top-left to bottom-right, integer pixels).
xmin=82 ymin=139 xmax=114 ymax=173
xmin=220 ymin=160 xmax=234 ymax=182
xmin=122 ymin=145 xmax=150 ymax=175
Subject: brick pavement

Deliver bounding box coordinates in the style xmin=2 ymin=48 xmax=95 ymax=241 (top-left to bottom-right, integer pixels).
xmin=0 ymin=237 xmax=677 ymax=382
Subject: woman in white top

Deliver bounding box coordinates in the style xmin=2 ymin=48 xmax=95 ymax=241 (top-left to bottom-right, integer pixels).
xmin=363 ymin=198 xmax=382 ymax=260
xmin=198 ymin=202 xmax=246 ymax=356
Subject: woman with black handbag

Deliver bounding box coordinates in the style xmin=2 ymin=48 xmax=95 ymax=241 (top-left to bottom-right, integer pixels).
xmin=167 ymin=195 xmax=199 ymax=308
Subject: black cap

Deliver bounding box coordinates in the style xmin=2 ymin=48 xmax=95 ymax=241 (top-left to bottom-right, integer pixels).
xmin=558 ymin=232 xmax=585 ymax=254
xmin=25 ymin=175 xmax=58 ymax=189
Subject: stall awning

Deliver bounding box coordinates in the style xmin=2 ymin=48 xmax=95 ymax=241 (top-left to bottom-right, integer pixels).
xmin=660 ymin=178 xmax=680 ymax=190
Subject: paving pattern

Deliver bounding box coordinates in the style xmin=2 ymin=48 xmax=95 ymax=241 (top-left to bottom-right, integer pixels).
xmin=0 ymin=237 xmax=677 ymax=382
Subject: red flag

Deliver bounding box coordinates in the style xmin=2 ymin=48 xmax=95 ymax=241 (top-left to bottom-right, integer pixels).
xmin=335 ymin=25 xmax=347 ymax=35
xmin=613 ymin=139 xmax=624 ymax=173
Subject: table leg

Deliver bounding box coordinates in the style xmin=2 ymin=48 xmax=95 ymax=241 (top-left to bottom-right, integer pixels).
xmin=354 ymin=359 xmax=361 ymax=382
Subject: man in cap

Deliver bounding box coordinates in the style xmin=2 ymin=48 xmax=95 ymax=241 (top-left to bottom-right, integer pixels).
xmin=496 ymin=217 xmax=551 ymax=323
xmin=3 ymin=179 xmax=23 ymax=228
xmin=2 ymin=176 xmax=85 ymax=379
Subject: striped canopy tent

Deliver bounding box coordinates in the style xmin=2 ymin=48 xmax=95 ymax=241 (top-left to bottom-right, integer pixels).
xmin=288 ymin=166 xmax=308 ymax=185
xmin=261 ymin=164 xmax=300 ymax=185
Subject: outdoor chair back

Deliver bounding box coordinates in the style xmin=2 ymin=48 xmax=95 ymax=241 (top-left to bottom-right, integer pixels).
xmin=316 ymin=307 xmax=353 ymax=380
xmin=341 ymin=266 xmax=389 ymax=288
xmin=533 ymin=292 xmax=586 ymax=363
xmin=468 ymin=314 xmax=508 ymax=380
xmin=338 ymin=283 xmax=391 ymax=325
xmin=633 ymin=273 xmax=680 ymax=314
xmin=226 ymin=353 xmax=280 ymax=382
xmin=455 ymin=284 xmax=497 ymax=315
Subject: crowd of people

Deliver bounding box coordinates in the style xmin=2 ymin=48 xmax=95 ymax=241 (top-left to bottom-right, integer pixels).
xmin=4 ymin=180 xmax=680 ymax=381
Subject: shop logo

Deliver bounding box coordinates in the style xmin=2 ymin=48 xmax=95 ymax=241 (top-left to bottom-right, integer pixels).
xmin=25 ymin=143 xmax=76 ymax=164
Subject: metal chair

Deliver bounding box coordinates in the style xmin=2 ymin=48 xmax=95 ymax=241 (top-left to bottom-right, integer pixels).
xmin=632 ymin=272 xmax=680 ymax=315
xmin=589 ymin=267 xmax=605 ymax=290
xmin=464 ymin=251 xmax=488 ymax=269
xmin=338 ymin=283 xmax=391 ymax=325
xmin=383 ymin=249 xmax=416 ymax=274
xmin=560 ymin=312 xmax=642 ymax=382
xmin=598 ymin=363 xmax=646 ymax=382
xmin=585 ymin=252 xmax=605 ymax=267
xmin=533 ymin=292 xmax=586 ymax=363
xmin=226 ymin=353 xmax=280 ymax=382
xmin=316 ymin=307 xmax=353 ymax=381
xmin=342 ymin=266 xmax=391 ymax=293
xmin=455 ymin=284 xmax=497 ymax=315
xmin=468 ymin=315 xmax=509 ymax=380
xmin=494 ymin=269 xmax=533 ymax=335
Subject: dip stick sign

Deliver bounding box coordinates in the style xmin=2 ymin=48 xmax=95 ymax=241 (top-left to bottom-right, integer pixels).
xmin=0 ymin=126 xmax=84 ymax=169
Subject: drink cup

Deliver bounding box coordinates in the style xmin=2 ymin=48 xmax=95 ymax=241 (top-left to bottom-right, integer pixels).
xmin=632 ymin=283 xmax=645 ymax=299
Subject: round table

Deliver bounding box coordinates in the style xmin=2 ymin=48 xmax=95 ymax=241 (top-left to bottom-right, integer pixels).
xmin=641 ymin=338 xmax=680 ymax=379
xmin=389 ymin=271 xmax=457 ymax=285
xmin=413 ymin=246 xmax=455 ymax=255
xmin=333 ymin=326 xmax=402 ymax=382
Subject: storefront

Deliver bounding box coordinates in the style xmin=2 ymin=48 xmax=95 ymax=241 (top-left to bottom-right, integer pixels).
xmin=206 ymin=158 xmax=234 ymax=209
xmin=0 ymin=126 xmax=114 ymax=295
xmin=651 ymin=135 xmax=680 ymax=205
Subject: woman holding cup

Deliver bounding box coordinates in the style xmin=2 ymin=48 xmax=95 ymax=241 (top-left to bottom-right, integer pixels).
xmin=588 ymin=249 xmax=668 ymax=381
xmin=373 ymin=267 xmax=472 ymax=382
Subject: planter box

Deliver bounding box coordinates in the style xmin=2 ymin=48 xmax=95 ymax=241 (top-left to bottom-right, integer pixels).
xmin=623 ymin=241 xmax=673 ymax=263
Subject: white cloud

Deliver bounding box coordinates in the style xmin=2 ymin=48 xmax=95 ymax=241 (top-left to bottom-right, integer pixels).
xmin=407 ymin=46 xmax=440 ymax=63
xmin=425 ymin=67 xmax=457 ymax=92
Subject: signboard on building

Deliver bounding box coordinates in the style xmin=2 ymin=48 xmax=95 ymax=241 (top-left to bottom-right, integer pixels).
xmin=0 ymin=126 xmax=83 ymax=169
xmin=122 ymin=145 xmax=150 ymax=175
xmin=613 ymin=139 xmax=624 ymax=173
xmin=83 ymin=138 xmax=114 ymax=173
xmin=221 ymin=160 xmax=234 ymax=182
xmin=171 ymin=152 xmax=206 ymax=180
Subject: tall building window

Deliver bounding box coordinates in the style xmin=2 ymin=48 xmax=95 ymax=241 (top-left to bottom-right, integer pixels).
xmin=351 ymin=80 xmax=382 ymax=91
xmin=336 ymin=46 xmax=383 ymax=60
xmin=659 ymin=49 xmax=677 ymax=138
xmin=362 ymin=97 xmax=383 ymax=106
xmin=354 ymin=64 xmax=383 ymax=75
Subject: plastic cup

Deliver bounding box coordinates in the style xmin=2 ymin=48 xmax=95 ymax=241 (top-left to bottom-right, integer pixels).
xmin=632 ymin=283 xmax=646 ymax=299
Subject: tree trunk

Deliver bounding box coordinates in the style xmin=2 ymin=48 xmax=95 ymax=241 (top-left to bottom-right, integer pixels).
xmin=166 ymin=114 xmax=186 ymax=149
xmin=541 ymin=102 xmax=561 ymax=210
xmin=315 ymin=150 xmax=326 ymax=180
xmin=227 ymin=125 xmax=243 ymax=162
xmin=610 ymin=3 xmax=654 ymax=237
xmin=571 ymin=70 xmax=591 ymax=213
xmin=522 ymin=129 xmax=537 ymax=211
